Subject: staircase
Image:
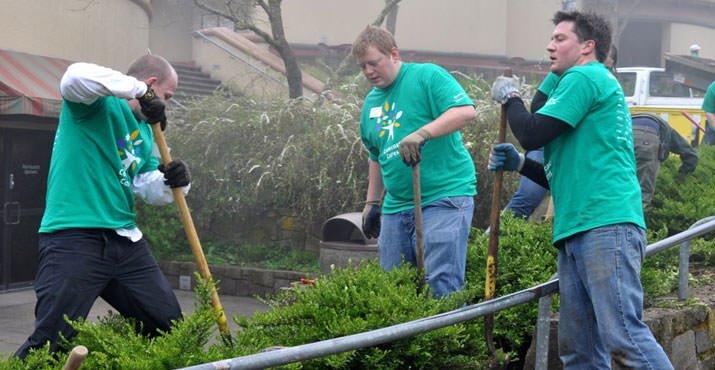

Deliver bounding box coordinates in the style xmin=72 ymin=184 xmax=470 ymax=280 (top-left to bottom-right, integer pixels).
xmin=170 ymin=62 xmax=224 ymax=105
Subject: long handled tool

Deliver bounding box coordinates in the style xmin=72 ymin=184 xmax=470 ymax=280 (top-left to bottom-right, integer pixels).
xmin=485 ymin=69 xmax=512 ymax=368
xmin=62 ymin=345 xmax=88 ymax=370
xmin=412 ymin=163 xmax=426 ymax=293
xmin=150 ymin=123 xmax=229 ymax=335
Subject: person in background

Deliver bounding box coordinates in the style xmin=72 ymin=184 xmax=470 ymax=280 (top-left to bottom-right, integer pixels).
xmin=355 ymin=25 xmax=476 ymax=298
xmin=16 ymin=55 xmax=190 ymax=359
xmin=632 ymin=112 xmax=698 ymax=212
xmin=690 ymin=44 xmax=701 ymax=57
xmin=702 ymin=80 xmax=715 ymax=145
xmin=489 ymin=10 xmax=673 ymax=369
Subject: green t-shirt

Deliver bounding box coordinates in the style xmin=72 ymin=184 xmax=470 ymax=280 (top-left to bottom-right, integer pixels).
xmin=360 ymin=63 xmax=476 ymax=214
xmin=536 ymin=62 xmax=645 ymax=243
xmin=538 ymin=72 xmax=559 ymax=95
xmin=702 ymin=81 xmax=715 ymax=113
xmin=40 ymin=96 xmax=159 ymax=233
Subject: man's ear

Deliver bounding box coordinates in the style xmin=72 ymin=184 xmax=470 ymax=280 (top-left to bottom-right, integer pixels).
xmin=581 ymin=40 xmax=596 ymax=56
xmin=390 ymin=46 xmax=400 ymax=61
xmin=144 ymin=76 xmax=158 ymax=87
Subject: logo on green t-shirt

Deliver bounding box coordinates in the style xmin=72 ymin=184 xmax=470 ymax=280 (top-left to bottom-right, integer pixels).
xmin=373 ymin=101 xmax=403 ymax=141
xmin=117 ymin=129 xmax=145 ymax=187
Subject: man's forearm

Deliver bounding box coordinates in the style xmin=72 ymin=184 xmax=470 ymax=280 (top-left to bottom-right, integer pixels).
xmin=519 ymin=158 xmax=550 ymax=189
xmin=420 ymin=105 xmax=476 ymax=138
xmin=366 ymin=159 xmax=384 ymax=201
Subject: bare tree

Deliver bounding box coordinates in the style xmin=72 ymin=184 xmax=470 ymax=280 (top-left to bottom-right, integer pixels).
xmin=193 ymin=0 xmax=304 ymax=98
xmin=326 ymin=0 xmax=403 ymax=89
xmin=582 ymin=0 xmax=644 ymax=47
xmin=385 ymin=0 xmax=399 ymax=36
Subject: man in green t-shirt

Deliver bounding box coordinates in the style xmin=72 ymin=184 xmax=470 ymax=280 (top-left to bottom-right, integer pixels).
xmin=354 ymin=25 xmax=476 ymax=298
xmin=702 ymin=80 xmax=715 ymax=145
xmin=489 ymin=11 xmax=673 ymax=369
xmin=16 ymin=55 xmax=190 ymax=359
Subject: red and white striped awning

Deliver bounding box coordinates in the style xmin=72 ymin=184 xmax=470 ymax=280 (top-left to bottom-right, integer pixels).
xmin=0 ymin=49 xmax=72 ymax=118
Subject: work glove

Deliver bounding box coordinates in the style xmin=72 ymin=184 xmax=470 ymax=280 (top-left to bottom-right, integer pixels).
xmin=398 ymin=128 xmax=431 ymax=166
xmin=158 ymin=160 xmax=191 ymax=188
xmin=490 ymin=75 xmax=520 ymax=104
xmin=362 ymin=200 xmax=381 ymax=239
xmin=137 ymin=87 xmax=167 ymax=131
xmin=488 ymin=143 xmax=525 ymax=172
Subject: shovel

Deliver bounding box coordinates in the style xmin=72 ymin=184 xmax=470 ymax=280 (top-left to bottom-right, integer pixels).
xmin=485 ymin=68 xmax=512 ymax=368
xmin=62 ymin=345 xmax=87 ymax=370
xmin=412 ymin=163 xmax=426 ymax=293
xmin=149 ymin=122 xmax=229 ymax=336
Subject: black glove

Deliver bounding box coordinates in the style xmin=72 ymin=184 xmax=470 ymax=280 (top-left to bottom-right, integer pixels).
xmin=158 ymin=160 xmax=190 ymax=188
xmin=137 ymin=87 xmax=167 ymax=131
xmin=362 ymin=201 xmax=381 ymax=239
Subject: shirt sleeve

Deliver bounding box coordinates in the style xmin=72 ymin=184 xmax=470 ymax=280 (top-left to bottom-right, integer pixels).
xmin=536 ymin=71 xmax=596 ymax=128
xmin=60 ymin=62 xmax=148 ymax=104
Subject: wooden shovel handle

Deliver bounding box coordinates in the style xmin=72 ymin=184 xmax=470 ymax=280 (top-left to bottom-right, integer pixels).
xmin=150 ymin=123 xmax=229 ymax=335
xmin=62 ymin=345 xmax=88 ymax=370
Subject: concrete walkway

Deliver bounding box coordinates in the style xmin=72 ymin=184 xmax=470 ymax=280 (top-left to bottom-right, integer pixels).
xmin=0 ymin=288 xmax=268 ymax=358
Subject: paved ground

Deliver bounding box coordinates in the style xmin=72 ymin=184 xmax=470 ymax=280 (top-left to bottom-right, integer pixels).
xmin=0 ymin=288 xmax=268 ymax=358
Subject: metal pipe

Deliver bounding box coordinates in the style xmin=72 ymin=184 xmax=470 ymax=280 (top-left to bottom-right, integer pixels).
xmin=678 ymin=216 xmax=715 ymax=300
xmin=646 ymin=217 xmax=715 ymax=256
xmin=534 ymin=274 xmax=557 ymax=370
xmin=175 ymin=280 xmax=558 ymax=370
xmin=177 ymin=217 xmax=715 ymax=370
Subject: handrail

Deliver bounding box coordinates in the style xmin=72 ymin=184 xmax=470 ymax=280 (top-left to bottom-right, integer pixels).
xmin=176 ymin=217 xmax=715 ymax=370
xmin=194 ymin=30 xmax=289 ymax=88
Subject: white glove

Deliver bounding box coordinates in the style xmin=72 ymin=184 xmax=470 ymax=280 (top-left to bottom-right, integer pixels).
xmin=491 ymin=76 xmax=520 ymax=104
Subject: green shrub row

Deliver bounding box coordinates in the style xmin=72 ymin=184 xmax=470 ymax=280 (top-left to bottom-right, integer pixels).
xmin=5 ymin=209 xmax=714 ymax=369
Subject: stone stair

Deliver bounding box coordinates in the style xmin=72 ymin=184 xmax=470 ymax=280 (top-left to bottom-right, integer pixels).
xmin=170 ymin=62 xmax=224 ymax=104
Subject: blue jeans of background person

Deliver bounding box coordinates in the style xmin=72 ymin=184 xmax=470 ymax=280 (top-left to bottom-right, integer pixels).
xmin=378 ymin=196 xmax=474 ymax=298
xmin=505 ymin=148 xmax=548 ymax=219
xmin=16 ymin=228 xmax=182 ymax=359
xmin=557 ymin=223 xmax=673 ymax=370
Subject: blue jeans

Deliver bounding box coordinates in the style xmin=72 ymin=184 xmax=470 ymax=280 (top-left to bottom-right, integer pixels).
xmin=557 ymin=224 xmax=673 ymax=369
xmin=378 ymin=196 xmax=474 ymax=298
xmin=16 ymin=229 xmax=181 ymax=359
xmin=505 ymin=148 xmax=548 ymax=219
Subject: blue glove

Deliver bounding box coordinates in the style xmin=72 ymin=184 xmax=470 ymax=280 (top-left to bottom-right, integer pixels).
xmin=490 ymin=76 xmax=520 ymax=104
xmin=488 ymin=143 xmax=525 ymax=171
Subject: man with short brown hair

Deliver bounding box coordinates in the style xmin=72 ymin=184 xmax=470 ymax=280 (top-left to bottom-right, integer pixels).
xmin=354 ymin=25 xmax=476 ymax=298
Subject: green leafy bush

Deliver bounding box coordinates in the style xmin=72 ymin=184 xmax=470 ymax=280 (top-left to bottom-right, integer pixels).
xmin=646 ymin=145 xmax=715 ymax=235
xmin=465 ymin=212 xmax=558 ymax=354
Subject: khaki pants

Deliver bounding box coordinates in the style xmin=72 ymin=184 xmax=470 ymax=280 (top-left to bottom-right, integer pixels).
xmin=633 ymin=126 xmax=660 ymax=213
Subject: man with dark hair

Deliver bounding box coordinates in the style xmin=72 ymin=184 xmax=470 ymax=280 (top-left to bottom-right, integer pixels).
xmin=489 ymin=11 xmax=673 ymax=369
xmin=16 ymin=55 xmax=189 ymax=359
xmin=354 ymin=25 xmax=476 ymax=298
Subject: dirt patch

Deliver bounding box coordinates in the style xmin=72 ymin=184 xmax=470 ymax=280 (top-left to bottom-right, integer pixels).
xmin=647 ymin=265 xmax=715 ymax=312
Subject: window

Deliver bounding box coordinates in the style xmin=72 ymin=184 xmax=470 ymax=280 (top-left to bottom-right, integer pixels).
xmin=649 ymin=72 xmax=691 ymax=97
xmin=618 ymin=72 xmax=636 ymax=97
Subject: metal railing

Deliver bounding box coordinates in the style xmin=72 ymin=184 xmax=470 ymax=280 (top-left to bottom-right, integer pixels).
xmin=176 ymin=217 xmax=715 ymax=370
xmin=194 ymin=30 xmax=289 ymax=88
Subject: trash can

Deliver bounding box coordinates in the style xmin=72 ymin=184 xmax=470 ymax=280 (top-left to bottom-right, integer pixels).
xmin=319 ymin=212 xmax=378 ymax=274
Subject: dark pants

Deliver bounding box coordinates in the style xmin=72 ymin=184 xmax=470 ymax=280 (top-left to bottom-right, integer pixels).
xmin=15 ymin=228 xmax=181 ymax=359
